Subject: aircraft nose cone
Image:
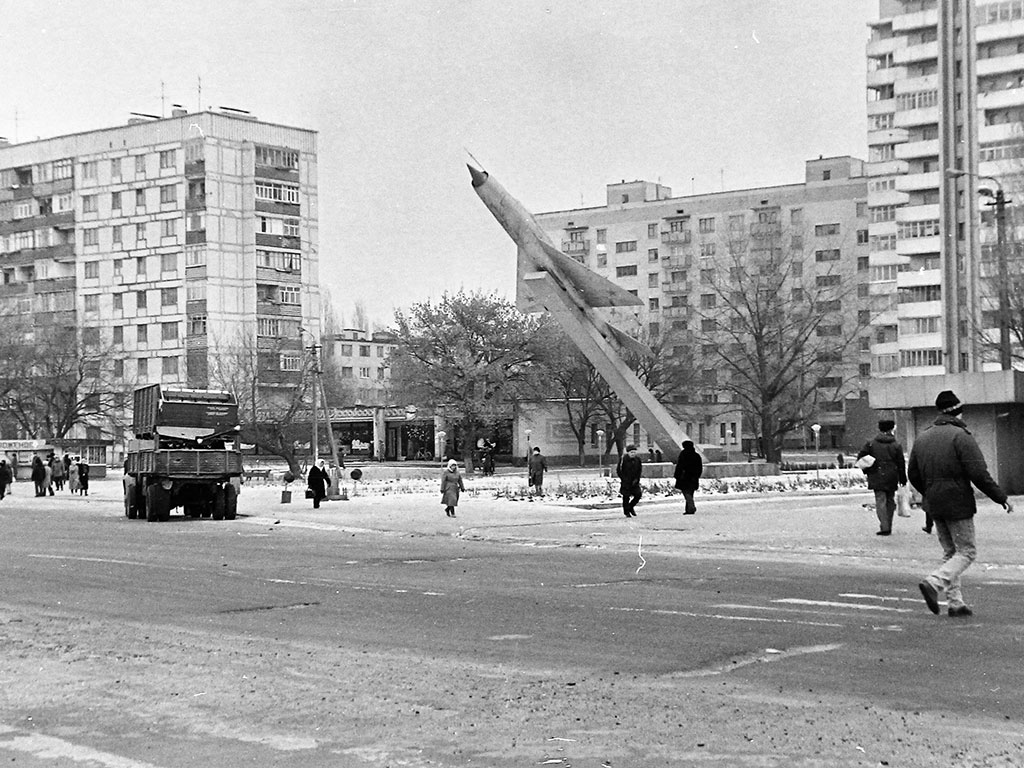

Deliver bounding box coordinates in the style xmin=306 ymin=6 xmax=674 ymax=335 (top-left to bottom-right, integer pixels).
xmin=467 ymin=164 xmax=488 ymax=188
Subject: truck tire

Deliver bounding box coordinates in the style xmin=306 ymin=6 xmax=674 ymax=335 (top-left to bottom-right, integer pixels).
xmin=212 ymin=487 xmax=226 ymax=521
xmin=224 ymin=484 xmax=237 ymax=520
xmin=146 ymin=484 xmax=171 ymax=522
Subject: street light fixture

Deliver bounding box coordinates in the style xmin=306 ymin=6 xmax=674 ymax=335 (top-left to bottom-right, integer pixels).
xmin=810 ymin=423 xmax=821 ymax=482
xmin=947 ymin=168 xmax=1013 ymax=370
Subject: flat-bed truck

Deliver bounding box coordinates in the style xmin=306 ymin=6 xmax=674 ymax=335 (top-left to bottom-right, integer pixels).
xmin=124 ymin=385 xmax=243 ymax=522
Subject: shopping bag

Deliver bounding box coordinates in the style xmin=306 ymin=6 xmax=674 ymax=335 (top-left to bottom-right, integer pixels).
xmin=897 ymin=486 xmax=912 ymax=517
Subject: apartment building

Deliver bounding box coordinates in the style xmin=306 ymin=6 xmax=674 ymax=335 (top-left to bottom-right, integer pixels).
xmin=533 ymin=157 xmax=871 ymax=450
xmin=0 ymin=109 xmax=320 ymax=445
xmin=867 ymin=0 xmax=1024 ymax=375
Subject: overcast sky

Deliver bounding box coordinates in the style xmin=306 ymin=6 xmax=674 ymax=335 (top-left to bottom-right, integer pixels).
xmin=1 ymin=0 xmax=877 ymax=328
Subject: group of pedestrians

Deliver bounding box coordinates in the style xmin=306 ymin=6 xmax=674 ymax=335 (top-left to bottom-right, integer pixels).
xmin=854 ymin=389 xmax=1013 ymax=618
xmin=0 ymin=453 xmax=90 ymax=500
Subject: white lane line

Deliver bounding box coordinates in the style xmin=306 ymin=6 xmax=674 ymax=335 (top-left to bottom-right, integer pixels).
xmin=608 ymin=606 xmax=842 ymax=628
xmin=0 ymin=730 xmax=164 ymax=768
xmin=772 ymin=598 xmax=913 ymax=613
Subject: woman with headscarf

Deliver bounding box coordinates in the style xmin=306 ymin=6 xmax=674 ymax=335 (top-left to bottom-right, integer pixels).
xmin=440 ymin=459 xmax=465 ymax=518
xmin=306 ymin=458 xmax=330 ymax=509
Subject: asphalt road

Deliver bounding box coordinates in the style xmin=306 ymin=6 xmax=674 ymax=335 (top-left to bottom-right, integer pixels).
xmin=1 ymin=480 xmax=1023 ymax=767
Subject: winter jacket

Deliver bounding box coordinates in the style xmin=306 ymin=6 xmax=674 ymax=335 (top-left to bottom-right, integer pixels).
xmin=907 ymin=415 xmax=1007 ymax=521
xmin=440 ymin=468 xmax=465 ymax=507
xmin=617 ymin=454 xmax=643 ymax=494
xmin=856 ymin=432 xmax=907 ymax=492
xmin=674 ymin=447 xmax=703 ymax=493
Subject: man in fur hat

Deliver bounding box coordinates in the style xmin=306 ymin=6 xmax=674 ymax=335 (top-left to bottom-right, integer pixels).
xmin=908 ymin=390 xmax=1014 ymax=617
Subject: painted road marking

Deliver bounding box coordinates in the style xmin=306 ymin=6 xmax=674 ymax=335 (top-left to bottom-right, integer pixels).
xmin=0 ymin=727 xmax=164 ymax=768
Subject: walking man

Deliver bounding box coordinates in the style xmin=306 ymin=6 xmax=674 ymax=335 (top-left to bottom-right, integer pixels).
xmin=673 ymin=440 xmax=703 ymax=515
xmin=617 ymin=444 xmax=643 ymax=518
xmin=909 ymin=390 xmax=1014 ymax=617
xmin=856 ymin=419 xmax=907 ymax=536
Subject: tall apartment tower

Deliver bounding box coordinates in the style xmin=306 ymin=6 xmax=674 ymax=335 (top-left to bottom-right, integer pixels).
xmin=0 ymin=110 xmax=319 ymax=438
xmin=867 ymin=0 xmax=1023 ymax=376
xmin=534 ymin=157 xmax=870 ymax=449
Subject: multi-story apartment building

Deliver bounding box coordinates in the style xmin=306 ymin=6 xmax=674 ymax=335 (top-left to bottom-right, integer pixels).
xmin=867 ymin=0 xmax=1024 ymax=376
xmin=0 ymin=109 xmax=320 ymax=449
xmin=534 ymin=157 xmax=871 ymax=451
xmin=324 ymin=328 xmax=397 ymax=406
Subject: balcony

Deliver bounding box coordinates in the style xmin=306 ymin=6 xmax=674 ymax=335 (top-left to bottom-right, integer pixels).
xmin=661 ymin=230 xmax=691 ymax=244
xmin=561 ymin=240 xmax=590 ymax=255
xmin=895 ymin=138 xmax=938 ymax=160
xmin=893 ymin=41 xmax=938 ymax=66
xmin=978 ymin=86 xmax=1024 ymax=111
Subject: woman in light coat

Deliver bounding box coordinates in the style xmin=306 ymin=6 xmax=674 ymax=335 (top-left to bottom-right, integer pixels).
xmin=440 ymin=459 xmax=465 ymax=518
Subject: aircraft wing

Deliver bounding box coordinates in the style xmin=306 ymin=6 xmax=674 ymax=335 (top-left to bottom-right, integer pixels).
xmin=539 ymin=240 xmax=643 ymax=308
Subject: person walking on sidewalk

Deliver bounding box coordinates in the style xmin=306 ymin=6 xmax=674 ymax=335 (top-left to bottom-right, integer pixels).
xmin=617 ymin=444 xmax=644 ymax=518
xmin=674 ymin=440 xmax=703 ymax=515
xmin=909 ymin=390 xmax=1014 ymax=617
xmin=440 ymin=459 xmax=465 ymax=518
xmin=306 ymin=458 xmax=330 ymax=509
xmin=856 ymin=419 xmax=907 ymax=536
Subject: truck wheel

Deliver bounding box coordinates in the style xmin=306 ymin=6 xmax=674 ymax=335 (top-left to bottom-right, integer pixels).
xmin=224 ymin=484 xmax=237 ymax=520
xmin=212 ymin=487 xmax=226 ymax=521
xmin=146 ymin=484 xmax=171 ymax=522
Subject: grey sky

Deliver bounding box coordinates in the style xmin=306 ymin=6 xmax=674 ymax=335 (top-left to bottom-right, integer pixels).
xmin=0 ymin=0 xmax=876 ymax=327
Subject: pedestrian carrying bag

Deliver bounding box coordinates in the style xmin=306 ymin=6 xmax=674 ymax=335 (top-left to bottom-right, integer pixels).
xmin=854 ymin=454 xmax=875 ymax=471
xmin=897 ymin=486 xmax=912 ymax=517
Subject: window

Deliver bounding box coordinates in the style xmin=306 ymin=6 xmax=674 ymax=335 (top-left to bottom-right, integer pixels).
xmin=137 ymin=290 xmax=148 ymax=311
xmin=814 ymin=223 xmax=840 ymax=236
xmin=137 ymin=325 xmax=148 ymax=344
xmin=185 ymin=245 xmax=207 ymax=267
xmin=160 ymin=218 xmax=177 ymax=238
xmin=161 ymin=287 xmax=178 ymax=307
xmin=161 ymin=357 xmax=178 ymax=376
xmin=161 ymin=322 xmax=178 ymax=341
xmin=615 ymin=240 xmax=637 ymax=253
xmin=159 ymin=184 xmax=177 ymax=204
xmin=615 ymin=265 xmax=638 ymax=277
xmin=187 ymin=316 xmax=207 ymax=335
xmin=83 ymin=228 xmax=99 ymax=247
xmin=698 ymin=217 xmax=716 ymax=233
xmin=159 ymin=149 xmax=176 ymax=169
xmin=161 ymin=253 xmax=177 ymax=272
xmin=84 ymin=261 xmax=99 ymax=280
xmin=82 ymin=195 xmax=98 ymax=214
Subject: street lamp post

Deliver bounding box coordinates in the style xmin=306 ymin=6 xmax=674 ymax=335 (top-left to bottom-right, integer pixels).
xmin=947 ymin=168 xmax=1013 ymax=370
xmin=811 ymin=423 xmax=821 ymax=482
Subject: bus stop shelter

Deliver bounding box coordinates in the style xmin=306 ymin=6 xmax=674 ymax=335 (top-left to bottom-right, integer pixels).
xmin=868 ymin=370 xmax=1024 ymax=495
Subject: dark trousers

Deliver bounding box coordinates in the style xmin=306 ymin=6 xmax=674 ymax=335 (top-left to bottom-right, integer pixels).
xmin=621 ymin=486 xmax=642 ymax=515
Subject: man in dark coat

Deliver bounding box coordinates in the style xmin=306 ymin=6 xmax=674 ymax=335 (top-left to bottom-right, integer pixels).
xmin=909 ymin=390 xmax=1013 ymax=617
xmin=616 ymin=444 xmax=643 ymax=518
xmin=306 ymin=459 xmax=330 ymax=509
xmin=856 ymin=419 xmax=907 ymax=536
xmin=674 ymin=441 xmax=703 ymax=515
